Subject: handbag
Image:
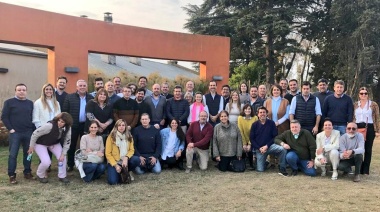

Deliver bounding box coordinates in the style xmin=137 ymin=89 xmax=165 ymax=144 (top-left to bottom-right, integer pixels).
xmin=74 ymin=149 xmax=104 ymax=164
xmin=120 ymin=166 xmax=131 ymax=184
xmin=229 ymin=159 xmax=246 ymax=172
xmin=357 ymin=100 xmax=369 ymax=141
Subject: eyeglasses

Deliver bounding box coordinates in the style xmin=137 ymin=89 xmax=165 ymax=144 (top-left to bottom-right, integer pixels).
xmin=359 ymin=93 xmax=368 ymax=95
xmin=346 ymin=127 xmax=357 ymax=131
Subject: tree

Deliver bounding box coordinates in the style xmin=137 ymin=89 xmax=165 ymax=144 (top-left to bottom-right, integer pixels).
xmin=183 ymin=0 xmax=322 ymax=85
xmin=311 ymin=0 xmax=380 ymax=101
xmin=229 ymin=61 xmax=266 ymax=90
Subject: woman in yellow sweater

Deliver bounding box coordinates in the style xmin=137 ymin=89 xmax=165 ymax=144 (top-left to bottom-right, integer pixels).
xmin=105 ymin=119 xmax=140 ymax=185
xmin=238 ymin=104 xmax=258 ymax=169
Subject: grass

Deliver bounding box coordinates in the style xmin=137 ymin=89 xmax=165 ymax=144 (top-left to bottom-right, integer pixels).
xmin=0 ymin=140 xmax=379 ymax=211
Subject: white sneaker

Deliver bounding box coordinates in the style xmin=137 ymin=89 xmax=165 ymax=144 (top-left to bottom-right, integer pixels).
xmin=129 ymin=171 xmax=134 ymax=181
xmin=185 ymin=168 xmax=191 ymax=174
xmin=331 ymin=170 xmax=338 ymax=180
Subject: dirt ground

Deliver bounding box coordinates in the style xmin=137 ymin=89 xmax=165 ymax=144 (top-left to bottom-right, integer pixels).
xmin=0 ymin=140 xmax=379 ymax=211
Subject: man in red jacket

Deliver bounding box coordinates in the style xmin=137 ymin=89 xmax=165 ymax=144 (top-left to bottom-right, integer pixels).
xmin=185 ymin=111 xmax=213 ymax=173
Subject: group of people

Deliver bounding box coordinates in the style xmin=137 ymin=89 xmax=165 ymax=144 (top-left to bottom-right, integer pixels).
xmin=1 ymin=75 xmax=379 ymax=185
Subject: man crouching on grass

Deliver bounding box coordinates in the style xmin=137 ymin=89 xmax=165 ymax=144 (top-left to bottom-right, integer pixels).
xmin=338 ymin=122 xmax=364 ymax=182
xmin=250 ymin=106 xmax=288 ymax=176
xmin=275 ymin=119 xmax=317 ymax=176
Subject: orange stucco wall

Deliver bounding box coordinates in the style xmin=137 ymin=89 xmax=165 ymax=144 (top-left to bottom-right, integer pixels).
xmin=0 ymin=3 xmax=230 ymax=92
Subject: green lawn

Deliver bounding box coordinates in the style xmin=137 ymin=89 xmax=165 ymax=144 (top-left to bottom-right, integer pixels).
xmin=0 ymin=141 xmax=379 ymax=211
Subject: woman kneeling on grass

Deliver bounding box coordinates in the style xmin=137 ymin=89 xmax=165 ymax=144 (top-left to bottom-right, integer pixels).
xmin=105 ymin=119 xmax=140 ymax=185
xmin=213 ymin=110 xmax=243 ymax=172
xmin=79 ymin=121 xmax=106 ymax=183
xmin=27 ymin=112 xmax=72 ymax=184
xmin=160 ymin=118 xmax=185 ymax=170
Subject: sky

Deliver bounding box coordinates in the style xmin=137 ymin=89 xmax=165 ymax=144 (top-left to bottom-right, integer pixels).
xmin=0 ymin=0 xmax=204 ymax=67
xmin=0 ymin=0 xmax=203 ymax=33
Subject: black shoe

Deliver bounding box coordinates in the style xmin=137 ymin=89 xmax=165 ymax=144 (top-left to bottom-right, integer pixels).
xmin=59 ymin=177 xmax=70 ymax=184
xmin=290 ymin=170 xmax=298 ymax=176
xmin=278 ymin=168 xmax=288 ymax=177
xmin=177 ymin=162 xmax=185 ymax=171
xmin=67 ymin=166 xmax=74 ymax=172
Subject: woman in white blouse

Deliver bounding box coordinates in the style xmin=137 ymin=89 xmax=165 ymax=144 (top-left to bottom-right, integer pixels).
xmin=225 ymin=91 xmax=242 ymax=124
xmin=353 ymin=87 xmax=380 ymax=175
xmin=314 ymin=119 xmax=340 ymax=180
xmin=33 ymin=83 xmax=61 ymax=128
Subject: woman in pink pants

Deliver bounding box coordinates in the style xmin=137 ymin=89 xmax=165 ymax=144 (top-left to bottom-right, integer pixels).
xmin=27 ymin=112 xmax=72 ymax=183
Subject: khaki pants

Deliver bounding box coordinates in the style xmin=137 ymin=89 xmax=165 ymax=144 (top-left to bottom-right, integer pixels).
xmin=186 ymin=147 xmax=209 ymax=170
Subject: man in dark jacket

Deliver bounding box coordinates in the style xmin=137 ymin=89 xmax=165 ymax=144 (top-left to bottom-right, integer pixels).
xmin=166 ymin=85 xmax=189 ymax=133
xmin=62 ymin=79 xmax=93 ymax=171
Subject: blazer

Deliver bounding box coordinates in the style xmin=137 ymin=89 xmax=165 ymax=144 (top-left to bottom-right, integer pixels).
xmin=315 ymin=129 xmax=340 ymax=153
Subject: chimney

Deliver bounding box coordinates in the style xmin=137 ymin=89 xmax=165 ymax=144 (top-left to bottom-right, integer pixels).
xmin=104 ymin=12 xmax=113 ymax=23
xmin=102 ymin=12 xmax=116 ymax=65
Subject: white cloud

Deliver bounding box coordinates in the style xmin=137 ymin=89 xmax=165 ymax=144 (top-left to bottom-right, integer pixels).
xmin=0 ymin=0 xmax=203 ymax=32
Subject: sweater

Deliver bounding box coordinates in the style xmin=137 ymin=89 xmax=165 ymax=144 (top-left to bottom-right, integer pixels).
xmin=237 ymin=116 xmax=258 ymax=145
xmin=105 ymin=134 xmax=135 ymax=167
xmin=322 ymin=94 xmax=353 ymax=125
xmin=113 ymin=98 xmax=139 ymax=128
xmin=186 ymin=121 xmax=213 ymax=150
xmin=166 ymin=98 xmax=190 ymax=126
xmin=1 ymin=97 xmax=34 ymax=132
xmin=275 ymin=129 xmax=316 ymax=160
xmin=133 ymin=125 xmax=161 ymax=158
xmin=250 ymin=119 xmax=278 ymax=150
xmin=264 ymin=97 xmax=289 ymax=133
xmin=225 ymin=103 xmax=242 ymax=124
xmin=85 ymin=100 xmax=113 ymax=133
xmin=29 ymin=122 xmax=71 ymax=155
xmin=313 ymin=90 xmax=333 ymax=108
xmin=62 ymin=92 xmax=93 ymax=128
xmin=339 ymin=133 xmax=365 ymax=159
xmin=55 ymin=90 xmax=68 ymax=110
xmin=80 ymin=134 xmax=104 ymax=154
xmin=33 ymin=98 xmax=61 ymax=128
xmin=137 ymin=101 xmax=152 ymax=126
xmin=213 ymin=122 xmax=243 ymax=157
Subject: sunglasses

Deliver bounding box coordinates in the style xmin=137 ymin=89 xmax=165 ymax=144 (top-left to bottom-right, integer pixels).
xmin=346 ymin=127 xmax=357 ymax=131
xmin=359 ymin=93 xmax=368 ymax=95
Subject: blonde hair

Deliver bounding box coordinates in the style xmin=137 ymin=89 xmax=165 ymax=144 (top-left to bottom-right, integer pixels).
xmin=228 ymin=91 xmax=241 ymax=113
xmin=40 ymin=83 xmax=60 ymax=113
xmin=110 ymin=119 xmax=132 ymax=142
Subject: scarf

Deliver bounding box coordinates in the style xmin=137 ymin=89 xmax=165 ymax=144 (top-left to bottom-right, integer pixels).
xmin=191 ymin=102 xmax=204 ymax=122
xmin=116 ymin=131 xmax=128 ymax=159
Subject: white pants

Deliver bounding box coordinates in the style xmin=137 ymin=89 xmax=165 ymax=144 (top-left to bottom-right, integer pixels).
xmin=314 ymin=149 xmax=340 ymax=170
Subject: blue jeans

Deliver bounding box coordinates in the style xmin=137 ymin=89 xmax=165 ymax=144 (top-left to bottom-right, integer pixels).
xmin=286 ymin=151 xmax=316 ymax=176
xmin=107 ymin=156 xmax=140 ymax=185
xmin=255 ymin=144 xmax=287 ymax=172
xmin=135 ymin=157 xmax=161 ymax=175
xmin=333 ymin=125 xmax=346 ymax=136
xmin=82 ymin=162 xmax=106 ymax=182
xmin=8 ymin=131 xmax=33 ymax=176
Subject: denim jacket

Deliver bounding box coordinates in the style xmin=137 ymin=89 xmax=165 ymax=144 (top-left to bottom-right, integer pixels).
xmin=160 ymin=128 xmax=185 ymax=155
